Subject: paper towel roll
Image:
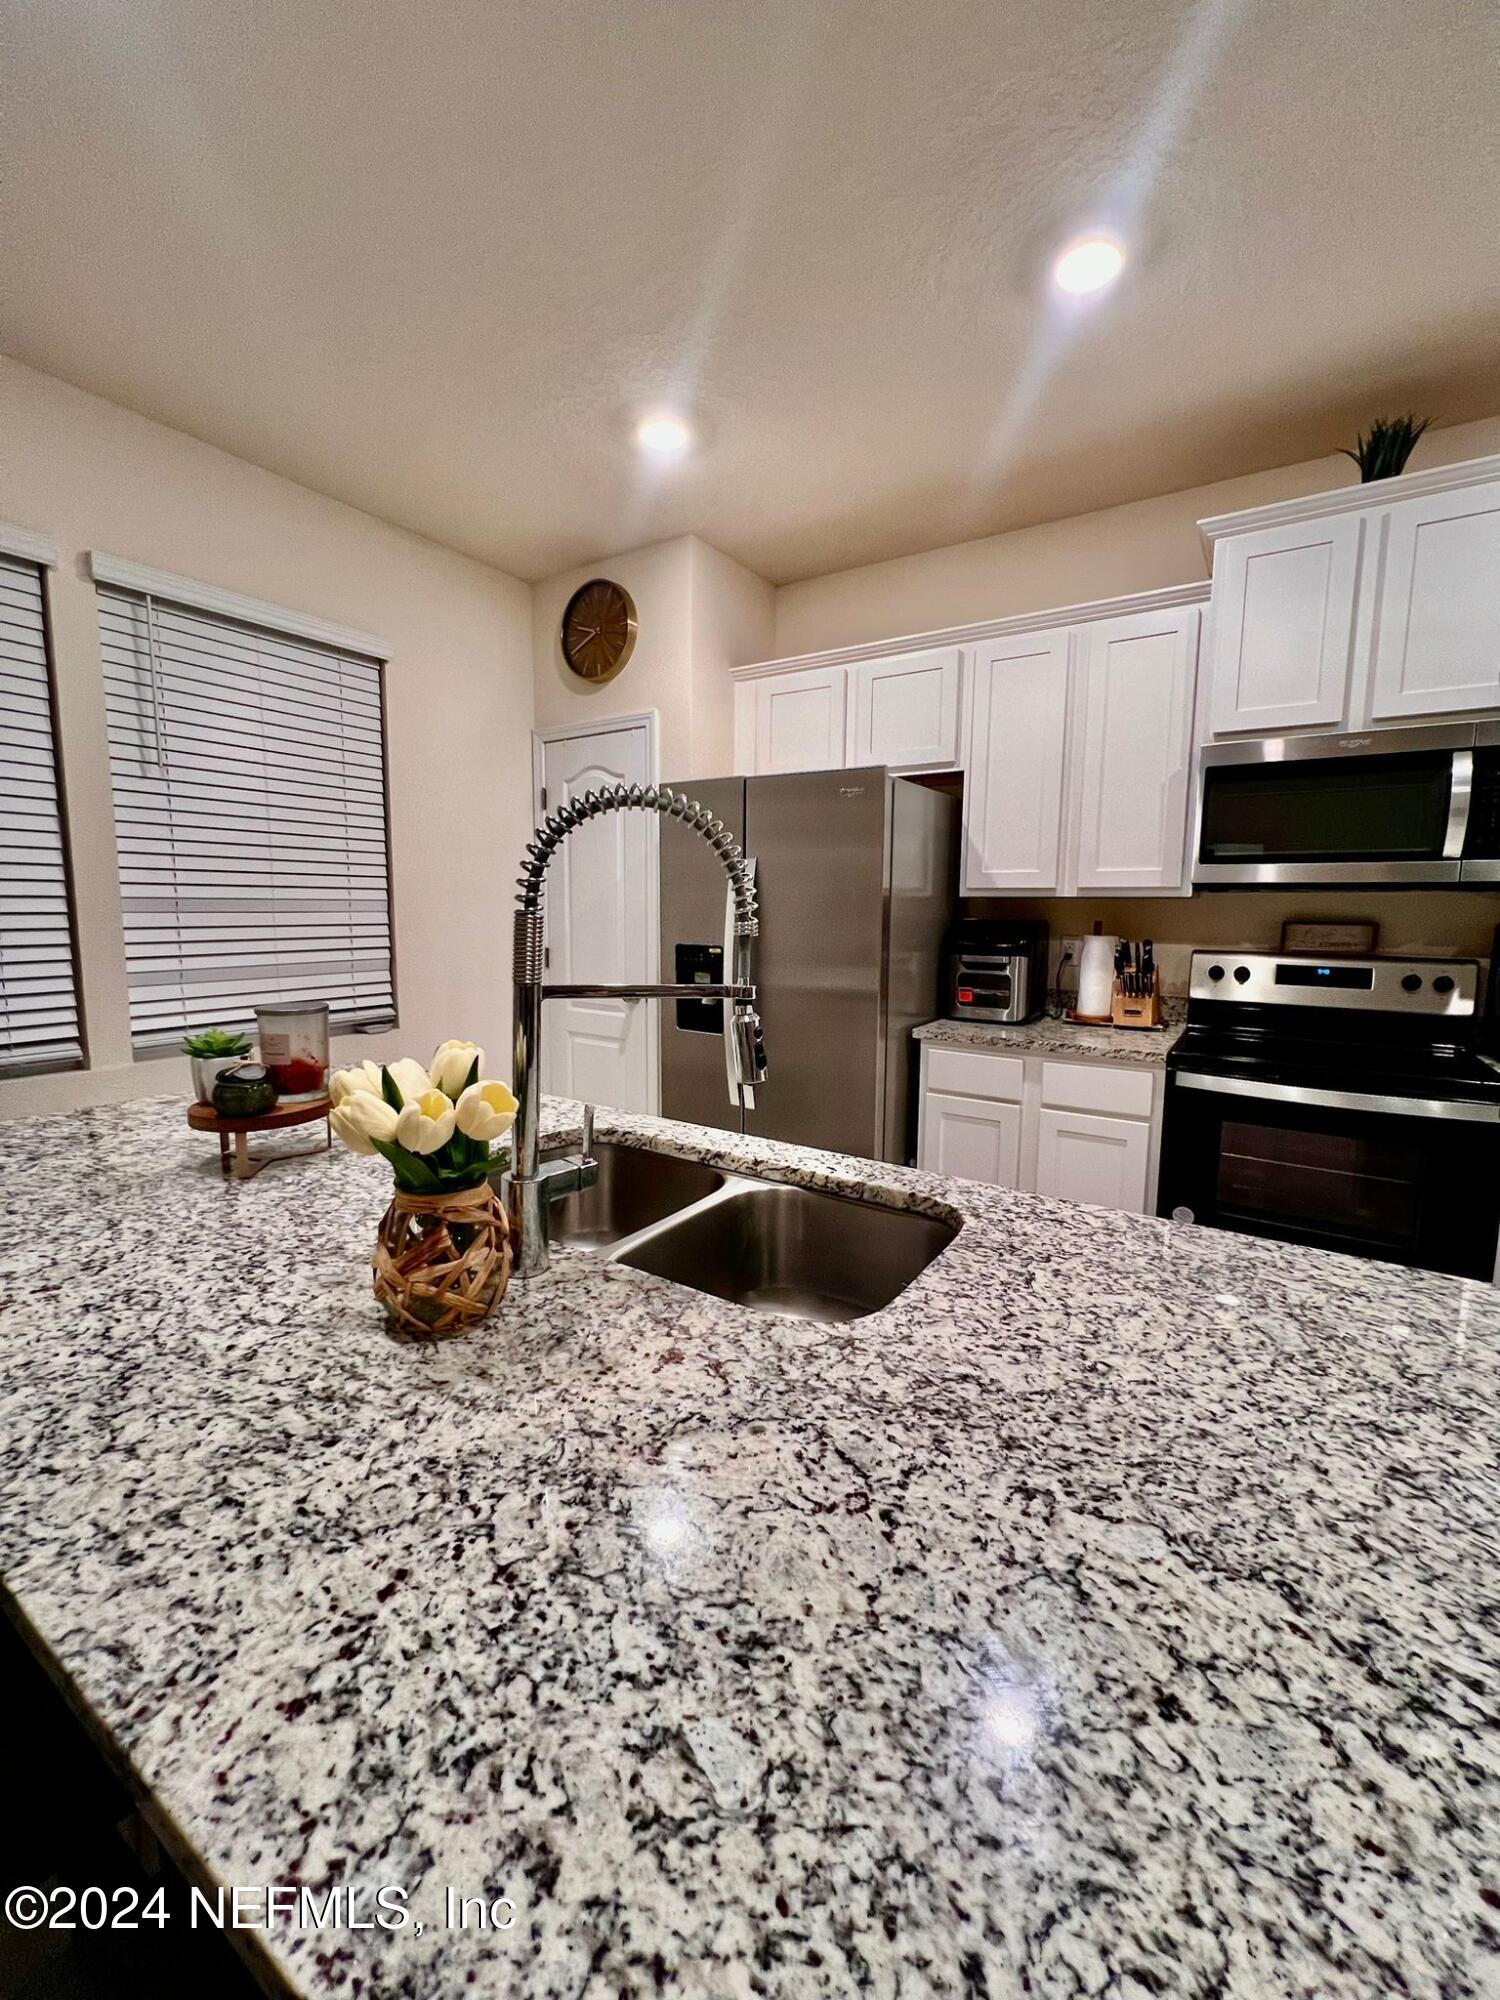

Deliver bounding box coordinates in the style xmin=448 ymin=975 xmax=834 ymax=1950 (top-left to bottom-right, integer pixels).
xmin=1077 ymin=934 xmax=1119 ymax=1019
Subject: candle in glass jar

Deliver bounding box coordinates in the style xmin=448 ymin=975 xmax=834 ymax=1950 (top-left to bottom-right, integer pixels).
xmin=255 ymin=1001 xmax=330 ymax=1102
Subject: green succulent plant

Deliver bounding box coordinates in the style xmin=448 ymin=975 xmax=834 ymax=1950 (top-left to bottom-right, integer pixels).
xmin=1343 ymin=414 xmax=1431 ymax=483
xmin=181 ymin=1026 xmax=252 ymax=1058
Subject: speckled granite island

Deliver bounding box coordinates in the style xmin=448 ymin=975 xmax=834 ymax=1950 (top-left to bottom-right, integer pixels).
xmin=2 ymin=1095 xmax=1498 ymax=1999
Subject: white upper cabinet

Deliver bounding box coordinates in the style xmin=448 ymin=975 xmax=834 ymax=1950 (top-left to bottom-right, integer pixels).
xmin=1074 ymin=607 xmax=1199 ymax=892
xmin=733 ymin=584 xmax=1206 ymax=896
xmin=960 ymin=629 xmax=1071 ymax=893
xmin=735 ymin=648 xmax=960 ymax=775
xmin=1205 ymin=515 xmax=1361 ymax=735
xmin=1369 ymin=480 xmax=1500 ymax=719
xmin=1201 ymin=455 xmax=1500 ymax=736
xmin=734 ymin=664 xmax=849 ymax=775
xmin=848 ymin=645 xmax=961 ymax=771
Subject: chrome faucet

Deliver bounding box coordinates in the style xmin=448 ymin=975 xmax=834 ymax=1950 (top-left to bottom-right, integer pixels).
xmin=502 ymin=784 xmax=767 ymax=1277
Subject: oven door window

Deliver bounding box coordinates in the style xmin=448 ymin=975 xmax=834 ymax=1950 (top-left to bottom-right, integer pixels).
xmin=1199 ymin=750 xmax=1455 ymax=865
xmin=1216 ymin=1119 xmax=1422 ymax=1254
xmin=1160 ymin=1084 xmax=1500 ymax=1280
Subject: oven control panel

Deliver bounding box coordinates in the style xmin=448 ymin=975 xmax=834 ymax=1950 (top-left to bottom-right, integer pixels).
xmin=1189 ymin=951 xmax=1477 ymax=1014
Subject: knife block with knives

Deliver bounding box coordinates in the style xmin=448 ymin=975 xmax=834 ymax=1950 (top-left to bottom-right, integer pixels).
xmin=1110 ymin=938 xmax=1162 ymax=1029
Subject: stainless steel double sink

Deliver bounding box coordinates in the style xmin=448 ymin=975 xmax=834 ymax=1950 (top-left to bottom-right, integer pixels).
xmin=543 ymin=1140 xmax=957 ymax=1323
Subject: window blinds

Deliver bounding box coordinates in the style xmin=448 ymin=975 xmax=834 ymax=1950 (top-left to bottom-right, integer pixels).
xmin=100 ymin=586 xmax=395 ymax=1049
xmin=0 ymin=554 xmax=82 ymax=1075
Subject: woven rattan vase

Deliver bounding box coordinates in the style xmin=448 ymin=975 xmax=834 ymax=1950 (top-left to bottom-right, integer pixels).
xmin=372 ymin=1181 xmax=511 ymax=1339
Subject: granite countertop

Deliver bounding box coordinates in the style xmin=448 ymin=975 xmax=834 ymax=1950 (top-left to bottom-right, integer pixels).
xmin=2 ymin=1094 xmax=1498 ymax=1998
xmin=915 ymin=1013 xmax=1183 ymax=1065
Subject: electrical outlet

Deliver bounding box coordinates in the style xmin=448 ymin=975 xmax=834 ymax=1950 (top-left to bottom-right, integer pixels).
xmin=1057 ymin=934 xmax=1087 ymax=970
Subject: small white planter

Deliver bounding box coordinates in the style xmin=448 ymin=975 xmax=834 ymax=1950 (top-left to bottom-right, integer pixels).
xmin=191 ymin=1054 xmax=242 ymax=1105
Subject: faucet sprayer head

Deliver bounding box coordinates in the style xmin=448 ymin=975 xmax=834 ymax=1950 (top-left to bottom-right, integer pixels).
xmin=514 ymin=782 xmax=758 ymax=937
xmin=732 ymin=1004 xmax=769 ymax=1086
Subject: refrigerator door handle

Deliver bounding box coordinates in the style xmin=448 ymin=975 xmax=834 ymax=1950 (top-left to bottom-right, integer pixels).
xmin=723 ymin=858 xmax=757 ymax=1110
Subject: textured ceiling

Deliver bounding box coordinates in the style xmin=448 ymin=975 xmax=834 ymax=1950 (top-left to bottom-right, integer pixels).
xmin=3 ymin=0 xmax=1498 ymax=583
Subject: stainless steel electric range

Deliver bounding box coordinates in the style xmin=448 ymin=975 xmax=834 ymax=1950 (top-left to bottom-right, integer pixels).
xmin=1158 ymin=951 xmax=1500 ymax=1281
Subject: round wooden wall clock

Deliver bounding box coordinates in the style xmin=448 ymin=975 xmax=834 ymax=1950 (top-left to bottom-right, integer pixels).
xmin=560 ymin=577 xmax=638 ymax=685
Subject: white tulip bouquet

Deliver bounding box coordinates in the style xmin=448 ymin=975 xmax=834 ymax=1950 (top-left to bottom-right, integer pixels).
xmin=329 ymin=1041 xmax=519 ymax=1194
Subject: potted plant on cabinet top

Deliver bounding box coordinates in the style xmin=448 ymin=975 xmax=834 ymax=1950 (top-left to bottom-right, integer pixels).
xmin=1343 ymin=413 xmax=1431 ymax=482
xmin=183 ymin=1026 xmax=253 ymax=1104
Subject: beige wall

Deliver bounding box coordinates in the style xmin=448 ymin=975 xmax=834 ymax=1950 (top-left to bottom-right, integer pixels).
xmin=532 ymin=539 xmax=696 ymax=778
xmin=531 ymin=535 xmax=772 ymax=784
xmin=686 ymin=539 xmax=775 ymax=779
xmin=0 ymin=357 xmax=533 ymax=1120
xmin=773 ymin=416 xmax=1500 ymax=657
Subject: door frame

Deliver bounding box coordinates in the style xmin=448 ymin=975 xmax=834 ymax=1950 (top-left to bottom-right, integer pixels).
xmin=530 ymin=711 xmax=662 ymax=1113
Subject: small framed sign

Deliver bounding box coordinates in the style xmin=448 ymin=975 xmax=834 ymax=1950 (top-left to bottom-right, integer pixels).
xmin=1279 ymin=919 xmax=1379 ymax=956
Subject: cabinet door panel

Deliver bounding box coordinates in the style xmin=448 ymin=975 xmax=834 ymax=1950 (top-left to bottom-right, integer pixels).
xmin=747 ymin=666 xmax=849 ymax=774
xmin=1040 ymin=1060 xmax=1154 ymax=1119
xmin=961 ymin=631 xmax=1070 ymax=892
xmin=1034 ymin=1107 xmax=1150 ymax=1213
xmin=850 ymin=646 xmax=961 ymax=771
xmin=1075 ymin=608 xmax=1198 ymax=890
xmin=919 ymin=1089 xmax=1022 ymax=1188
xmin=1208 ymin=517 xmax=1360 ymax=734
xmin=926 ymin=1045 xmax=1025 ymax=1102
xmin=1370 ymin=483 xmax=1500 ymax=718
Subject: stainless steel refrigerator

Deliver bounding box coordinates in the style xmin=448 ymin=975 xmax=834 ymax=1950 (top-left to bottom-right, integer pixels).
xmin=659 ymin=767 xmax=956 ymax=1162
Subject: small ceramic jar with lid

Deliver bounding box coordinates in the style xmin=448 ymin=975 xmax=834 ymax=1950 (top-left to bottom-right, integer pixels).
xmin=211 ymin=1062 xmax=280 ymax=1119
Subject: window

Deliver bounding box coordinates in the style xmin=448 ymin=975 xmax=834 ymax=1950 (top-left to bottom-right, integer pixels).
xmin=0 ymin=553 xmax=82 ymax=1076
xmin=99 ymin=585 xmax=396 ymax=1050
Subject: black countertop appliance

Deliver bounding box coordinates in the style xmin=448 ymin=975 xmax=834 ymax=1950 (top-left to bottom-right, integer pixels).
xmin=944 ymin=917 xmax=1048 ymax=1025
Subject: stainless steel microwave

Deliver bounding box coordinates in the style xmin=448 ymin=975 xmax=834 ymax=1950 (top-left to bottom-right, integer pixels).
xmin=1193 ymin=721 xmax=1500 ymax=887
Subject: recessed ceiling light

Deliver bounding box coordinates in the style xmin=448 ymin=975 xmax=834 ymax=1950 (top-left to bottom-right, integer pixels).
xmin=636 ymin=414 xmax=692 ymax=456
xmin=1053 ymin=235 xmax=1125 ymax=296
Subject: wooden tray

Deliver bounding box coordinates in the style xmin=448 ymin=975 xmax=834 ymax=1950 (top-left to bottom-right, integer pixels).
xmin=187 ymin=1096 xmax=331 ymax=1180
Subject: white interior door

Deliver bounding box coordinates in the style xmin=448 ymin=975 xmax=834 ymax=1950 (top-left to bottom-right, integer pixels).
xmin=536 ymin=718 xmax=657 ymax=1113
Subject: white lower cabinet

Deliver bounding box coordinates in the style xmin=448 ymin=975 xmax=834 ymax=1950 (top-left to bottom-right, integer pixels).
xmin=917 ymin=1042 xmax=1160 ymax=1216
xmin=1034 ymin=1107 xmax=1151 ymax=1213
xmin=920 ymin=1090 xmax=1023 ymax=1187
